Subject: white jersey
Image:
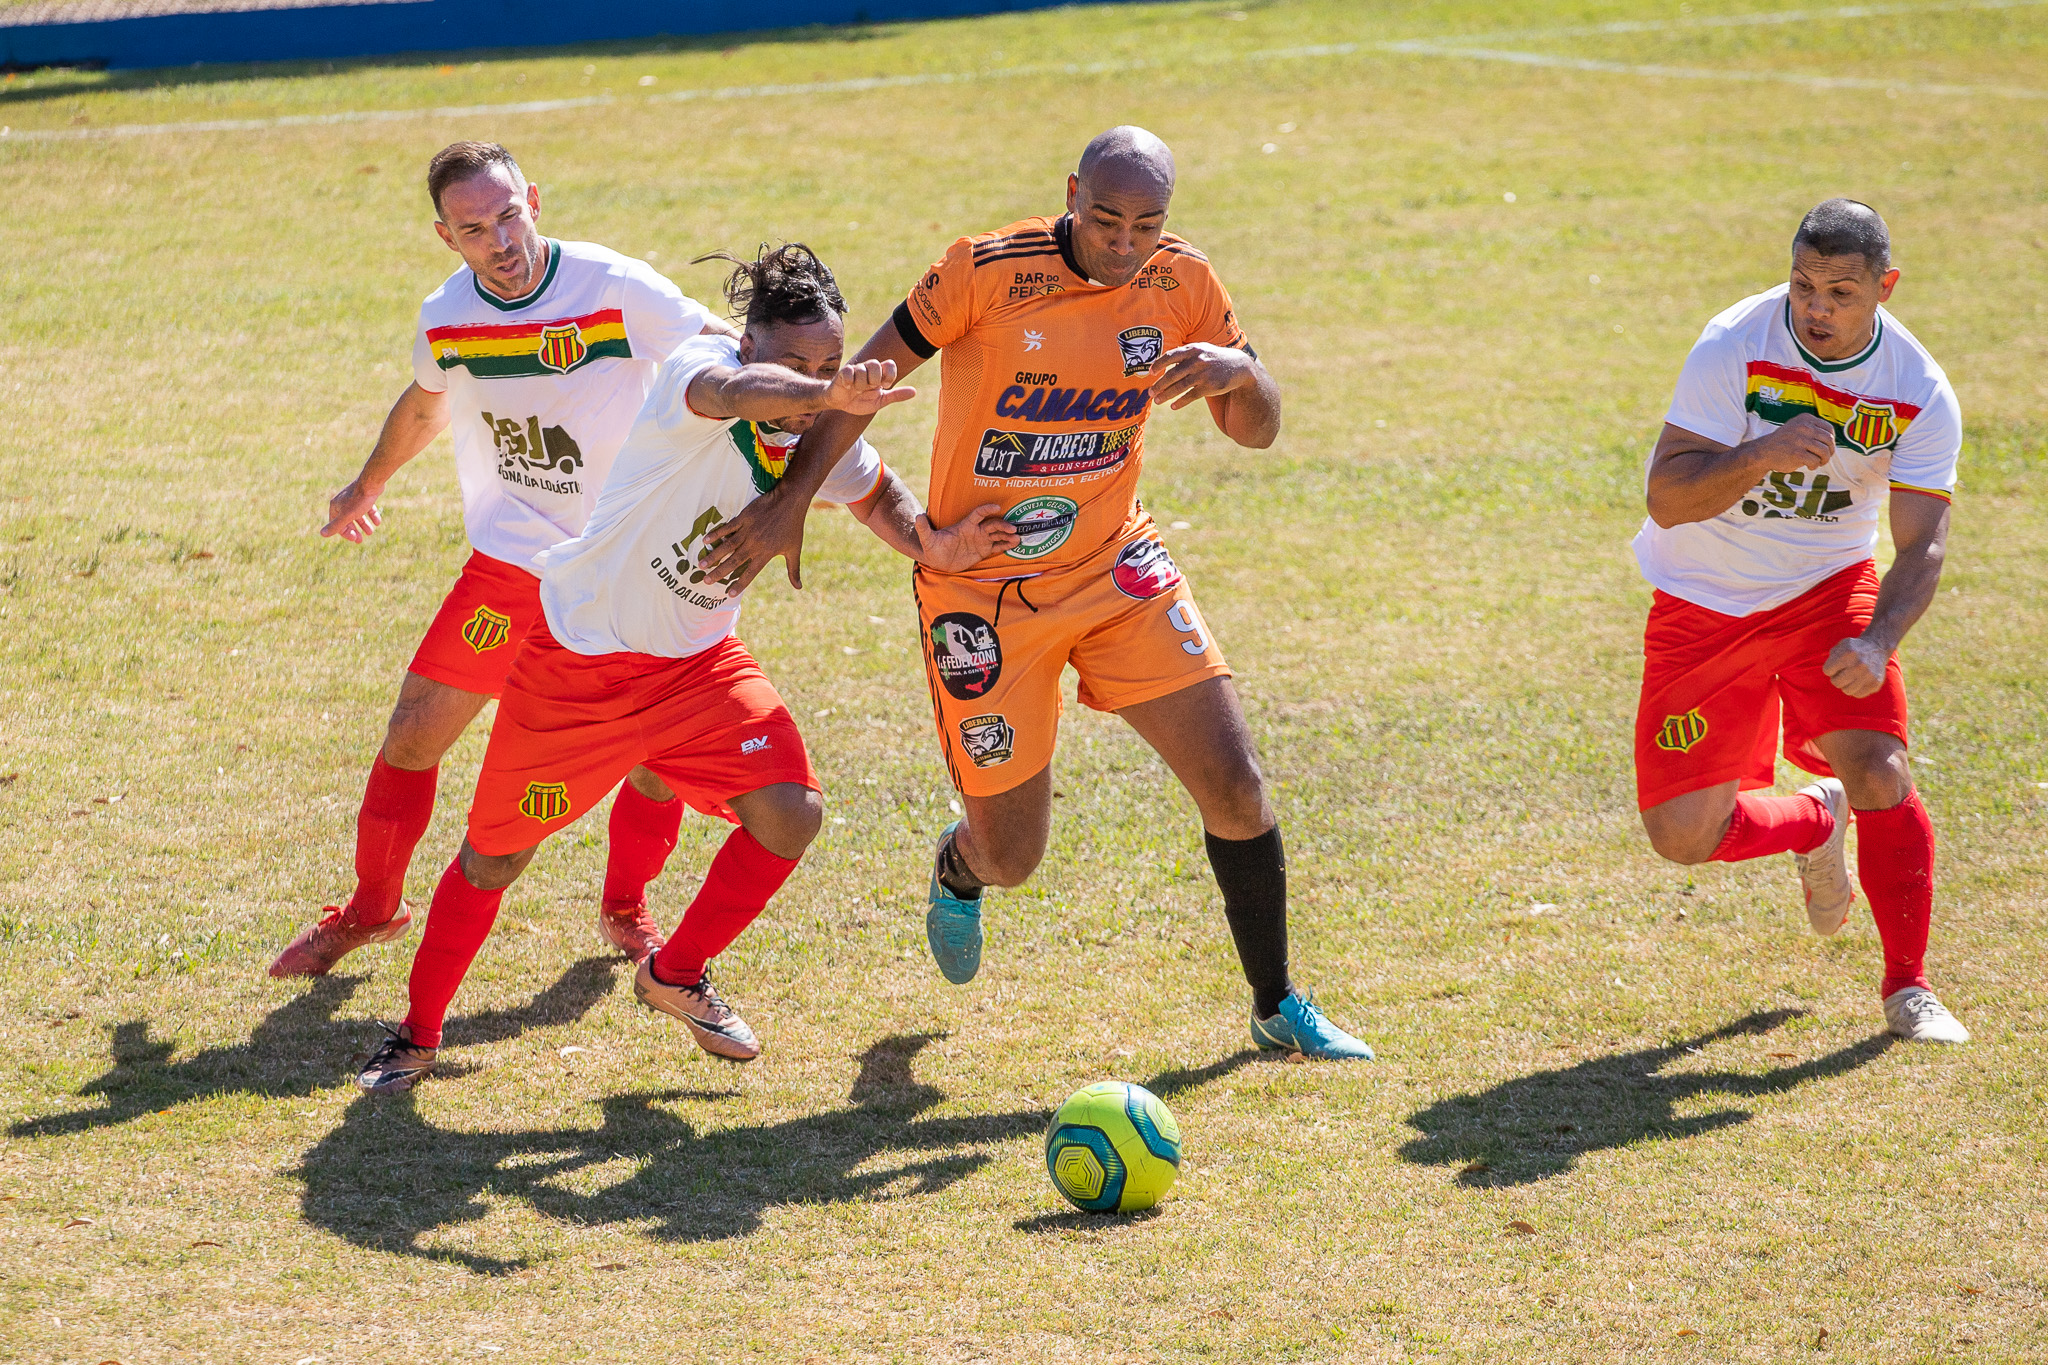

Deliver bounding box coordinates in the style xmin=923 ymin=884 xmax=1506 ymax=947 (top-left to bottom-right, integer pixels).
xmin=411 ymin=238 xmax=720 ymax=574
xmin=1632 ymin=283 xmax=1961 ymax=617
xmin=537 ymin=335 xmax=887 ymax=659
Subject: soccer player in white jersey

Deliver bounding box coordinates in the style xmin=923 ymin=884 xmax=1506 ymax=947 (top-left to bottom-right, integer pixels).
xmin=269 ymin=142 xmax=741 ymax=980
xmin=354 ymin=245 xmax=1016 ymax=1092
xmin=1633 ymin=200 xmax=1967 ymax=1044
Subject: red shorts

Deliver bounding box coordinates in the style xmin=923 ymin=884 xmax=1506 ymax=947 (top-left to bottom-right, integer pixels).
xmin=1634 ymin=559 xmax=1908 ymax=811
xmin=466 ymin=623 xmax=818 ymax=856
xmin=409 ymin=550 xmax=546 ymax=697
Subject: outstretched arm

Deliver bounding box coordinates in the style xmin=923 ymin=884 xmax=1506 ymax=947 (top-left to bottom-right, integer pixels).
xmin=697 ymin=319 xmax=931 ymax=593
xmin=1146 ymin=344 xmax=1281 ymax=449
xmin=322 ymin=382 xmax=450 ymax=543
xmin=1644 ymin=415 xmax=1837 ymax=528
xmin=1824 ymin=489 xmax=1950 ymax=698
xmin=685 ymin=356 xmax=912 ymax=424
xmin=847 ymin=472 xmax=1019 ymax=570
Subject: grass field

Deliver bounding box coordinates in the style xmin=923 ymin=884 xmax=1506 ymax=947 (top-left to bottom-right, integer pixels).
xmin=4 ymin=1 xmax=2048 ymax=1360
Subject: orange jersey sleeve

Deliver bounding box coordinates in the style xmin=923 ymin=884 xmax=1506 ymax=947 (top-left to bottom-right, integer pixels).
xmin=895 ymin=233 xmax=991 ymax=356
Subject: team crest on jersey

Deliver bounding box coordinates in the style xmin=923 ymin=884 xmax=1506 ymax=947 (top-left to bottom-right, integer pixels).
xmin=1116 ymin=325 xmax=1165 ymax=376
xmin=1653 ymin=709 xmax=1709 ymax=754
xmin=460 ymin=605 xmax=513 ymax=653
xmin=1841 ymin=401 xmax=1900 ymax=455
xmin=536 ymin=323 xmax=588 ymax=374
xmin=518 ymin=780 xmax=572 ymax=822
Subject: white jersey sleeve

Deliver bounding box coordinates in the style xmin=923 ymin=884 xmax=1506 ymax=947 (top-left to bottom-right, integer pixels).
xmin=621 ymin=260 xmax=720 ymax=368
xmin=410 ymin=307 xmax=448 ymax=394
xmin=1663 ymin=314 xmax=1749 ymax=448
xmin=819 ymin=440 xmax=886 ymax=505
xmin=1887 ymin=372 xmax=1962 ymax=499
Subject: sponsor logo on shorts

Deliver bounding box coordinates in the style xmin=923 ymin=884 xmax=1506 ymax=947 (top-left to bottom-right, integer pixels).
xmin=741 ymin=735 xmax=771 ymax=755
xmin=975 ymin=423 xmax=1140 ymax=482
xmin=1110 ymin=538 xmax=1184 ymax=600
xmin=930 ymin=611 xmax=1002 ymax=700
xmin=1116 ymin=325 xmax=1165 ymax=375
xmin=958 ymin=713 xmax=1016 ymax=768
xmin=518 ymin=780 xmax=572 ymax=823
xmin=1654 ymin=709 xmax=1709 ymax=754
xmin=459 ymin=604 xmax=513 ymax=653
xmin=1004 ymin=496 xmax=1079 ymax=559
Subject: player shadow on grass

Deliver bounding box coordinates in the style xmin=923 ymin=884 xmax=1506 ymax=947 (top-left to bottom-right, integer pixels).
xmin=9 ymin=956 xmax=624 ymax=1138
xmin=1397 ymin=1008 xmax=1895 ymax=1186
xmin=292 ymin=1035 xmax=1258 ymax=1272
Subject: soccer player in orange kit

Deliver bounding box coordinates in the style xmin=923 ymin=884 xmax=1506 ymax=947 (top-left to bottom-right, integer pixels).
xmin=696 ymin=127 xmax=1372 ymax=1059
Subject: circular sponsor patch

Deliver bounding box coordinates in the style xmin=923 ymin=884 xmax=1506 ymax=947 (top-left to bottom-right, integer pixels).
xmin=1110 ymin=538 xmax=1183 ymax=600
xmin=1004 ymin=496 xmax=1079 ymax=559
xmin=928 ymin=611 xmax=1002 ymax=701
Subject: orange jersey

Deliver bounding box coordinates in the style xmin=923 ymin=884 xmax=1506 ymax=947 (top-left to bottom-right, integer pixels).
xmin=891 ymin=214 xmax=1251 ymax=579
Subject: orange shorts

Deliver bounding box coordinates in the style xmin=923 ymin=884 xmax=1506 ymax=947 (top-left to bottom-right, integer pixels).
xmin=409 ymin=550 xmax=545 ymax=697
xmin=467 ymin=623 xmax=817 ymax=856
xmin=1634 ymin=559 xmax=1909 ymax=811
xmin=914 ymin=525 xmax=1230 ymax=797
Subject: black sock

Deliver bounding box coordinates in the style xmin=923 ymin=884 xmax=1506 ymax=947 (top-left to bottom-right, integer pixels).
xmin=936 ymin=829 xmax=985 ymax=899
xmin=1205 ymin=827 xmax=1293 ymax=1020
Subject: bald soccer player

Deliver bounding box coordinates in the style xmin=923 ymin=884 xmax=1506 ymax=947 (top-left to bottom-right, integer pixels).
xmin=696 ymin=127 xmax=1373 ymax=1060
xmin=1634 ymin=199 xmax=1967 ymax=1043
xmin=269 ymin=141 xmax=737 ymax=979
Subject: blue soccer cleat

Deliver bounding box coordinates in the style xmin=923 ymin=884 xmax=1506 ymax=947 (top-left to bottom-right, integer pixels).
xmin=1250 ymin=989 xmax=1375 ymax=1061
xmin=926 ymin=820 xmax=985 ymax=985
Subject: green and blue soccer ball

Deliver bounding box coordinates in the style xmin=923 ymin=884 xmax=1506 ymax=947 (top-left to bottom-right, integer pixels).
xmin=1044 ymin=1080 xmax=1181 ymax=1213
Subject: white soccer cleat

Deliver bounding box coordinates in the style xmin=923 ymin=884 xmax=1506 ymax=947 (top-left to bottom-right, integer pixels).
xmin=1883 ymin=987 xmax=1970 ymax=1045
xmin=1793 ymin=777 xmax=1857 ymax=936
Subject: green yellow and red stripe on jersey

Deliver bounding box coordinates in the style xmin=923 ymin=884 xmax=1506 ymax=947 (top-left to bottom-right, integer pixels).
xmin=425 ymin=308 xmax=631 ymax=379
xmin=1744 ymin=360 xmax=1921 ymax=456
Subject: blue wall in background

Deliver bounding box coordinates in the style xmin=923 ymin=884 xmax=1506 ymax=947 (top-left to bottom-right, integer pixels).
xmin=1 ymin=1 xmax=1093 ymax=71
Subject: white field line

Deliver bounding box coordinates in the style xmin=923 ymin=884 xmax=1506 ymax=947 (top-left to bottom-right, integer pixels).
xmin=1383 ymin=39 xmax=2048 ymax=99
xmin=2 ymin=0 xmax=2043 ymax=144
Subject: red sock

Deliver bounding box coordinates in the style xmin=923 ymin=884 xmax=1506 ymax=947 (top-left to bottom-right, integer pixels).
xmin=403 ymin=858 xmax=505 ymax=1049
xmin=1855 ymin=790 xmax=1934 ymax=998
xmin=1710 ymin=790 xmax=1834 ymax=862
xmin=650 ymin=828 xmax=797 ymax=986
xmin=348 ymin=753 xmax=437 ymax=926
xmin=602 ymin=782 xmax=684 ymax=912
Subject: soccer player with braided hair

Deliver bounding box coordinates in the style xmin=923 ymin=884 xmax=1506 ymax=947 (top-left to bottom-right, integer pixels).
xmin=357 ymin=244 xmax=1018 ymax=1092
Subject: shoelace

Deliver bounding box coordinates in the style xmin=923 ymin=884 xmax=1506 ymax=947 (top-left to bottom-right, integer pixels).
xmin=365 ymin=1023 xmax=427 ymax=1070
xmin=1899 ymin=993 xmax=1946 ymax=1023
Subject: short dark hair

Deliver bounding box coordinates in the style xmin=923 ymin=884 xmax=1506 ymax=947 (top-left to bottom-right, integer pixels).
xmin=1793 ymin=198 xmax=1891 ymax=275
xmin=692 ymin=243 xmax=847 ymax=329
xmin=426 ymin=141 xmax=522 ymax=218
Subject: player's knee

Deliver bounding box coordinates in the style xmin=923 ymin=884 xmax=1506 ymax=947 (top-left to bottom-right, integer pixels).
xmin=1641 ymin=817 xmax=1718 ymax=866
xmin=381 ymin=713 xmax=447 ymax=771
xmin=1204 ymin=767 xmax=1272 ymax=841
xmin=966 ymin=829 xmax=1045 ymax=889
xmin=458 ymin=840 xmax=533 ymax=890
xmin=739 ymin=784 xmax=822 ymax=861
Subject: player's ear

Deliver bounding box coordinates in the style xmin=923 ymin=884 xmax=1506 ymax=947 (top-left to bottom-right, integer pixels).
xmin=1877 ymin=267 xmax=1899 ymax=303
xmin=1066 ymin=173 xmax=1080 ymax=215
xmin=433 ymin=219 xmax=457 ymax=252
xmin=738 ymin=331 xmax=756 ymax=365
xmin=526 ymin=181 xmax=541 ymax=221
